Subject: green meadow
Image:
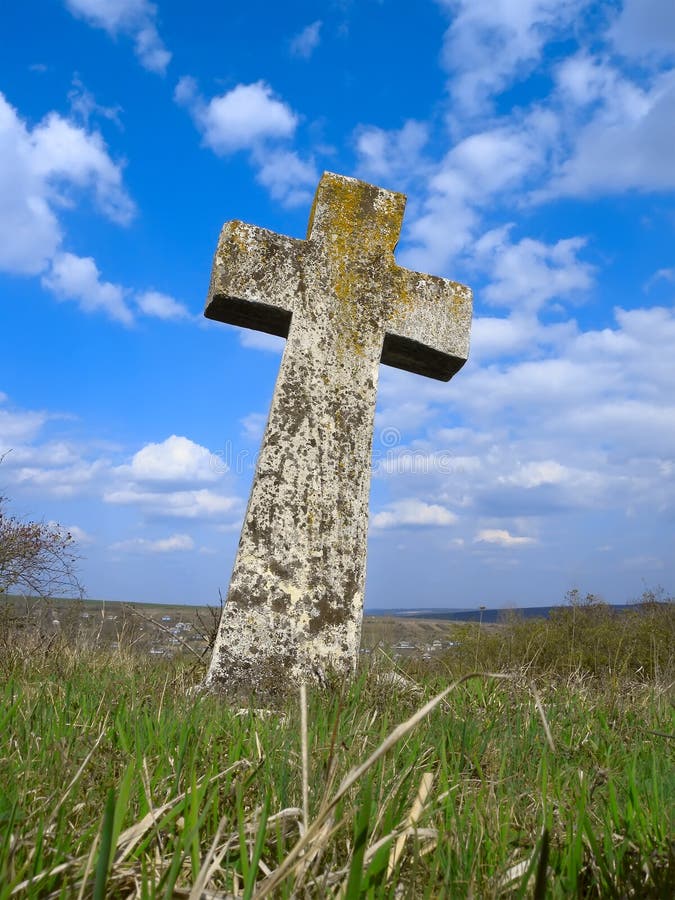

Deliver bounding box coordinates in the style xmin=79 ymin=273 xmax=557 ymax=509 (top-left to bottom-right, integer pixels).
xmin=0 ymin=596 xmax=673 ymax=898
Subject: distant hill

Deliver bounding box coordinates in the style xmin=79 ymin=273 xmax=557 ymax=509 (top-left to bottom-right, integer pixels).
xmin=366 ymin=604 xmax=639 ymax=623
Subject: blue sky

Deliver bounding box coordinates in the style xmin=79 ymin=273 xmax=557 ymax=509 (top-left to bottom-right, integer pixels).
xmin=1 ymin=0 xmax=673 ymax=610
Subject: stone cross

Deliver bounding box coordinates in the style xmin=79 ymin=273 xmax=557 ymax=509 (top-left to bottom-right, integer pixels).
xmin=204 ymin=172 xmax=472 ymax=698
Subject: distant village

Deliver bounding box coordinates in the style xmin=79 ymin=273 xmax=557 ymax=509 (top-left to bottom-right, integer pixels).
xmin=8 ymin=597 xmax=463 ymax=662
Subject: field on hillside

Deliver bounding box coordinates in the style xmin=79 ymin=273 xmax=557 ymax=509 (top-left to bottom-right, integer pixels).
xmin=0 ymin=597 xmax=673 ymax=897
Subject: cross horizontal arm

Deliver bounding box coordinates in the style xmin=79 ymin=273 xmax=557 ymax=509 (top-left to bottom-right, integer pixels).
xmin=383 ymin=269 xmax=473 ymax=381
xmin=205 ymin=221 xmax=304 ymax=337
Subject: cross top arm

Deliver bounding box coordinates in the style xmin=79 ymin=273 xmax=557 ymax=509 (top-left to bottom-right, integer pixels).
xmin=204 ymin=172 xmax=473 ymax=381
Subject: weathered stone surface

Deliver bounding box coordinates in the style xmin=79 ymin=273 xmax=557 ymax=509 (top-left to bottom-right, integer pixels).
xmin=204 ymin=172 xmax=472 ymax=698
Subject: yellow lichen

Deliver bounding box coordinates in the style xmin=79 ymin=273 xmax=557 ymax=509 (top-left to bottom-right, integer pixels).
xmin=309 ymin=174 xmax=411 ymax=358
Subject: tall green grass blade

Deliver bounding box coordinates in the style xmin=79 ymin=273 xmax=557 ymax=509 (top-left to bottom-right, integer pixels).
xmin=111 ymin=760 xmax=135 ymax=864
xmin=344 ymin=776 xmax=373 ymax=899
xmin=93 ymin=788 xmax=116 ymax=900
xmin=243 ymin=800 xmax=269 ymax=900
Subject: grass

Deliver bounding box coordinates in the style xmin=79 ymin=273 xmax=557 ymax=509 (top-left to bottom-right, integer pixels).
xmin=0 ymin=600 xmax=673 ymax=897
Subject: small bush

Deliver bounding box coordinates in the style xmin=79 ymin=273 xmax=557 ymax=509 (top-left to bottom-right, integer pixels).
xmin=444 ymin=589 xmax=674 ymax=680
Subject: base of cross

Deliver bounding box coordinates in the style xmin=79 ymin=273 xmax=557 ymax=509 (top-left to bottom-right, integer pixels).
xmin=201 ymin=650 xmax=351 ymax=705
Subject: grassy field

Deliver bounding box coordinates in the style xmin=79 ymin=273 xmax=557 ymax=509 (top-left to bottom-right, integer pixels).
xmin=0 ymin=598 xmax=673 ymax=897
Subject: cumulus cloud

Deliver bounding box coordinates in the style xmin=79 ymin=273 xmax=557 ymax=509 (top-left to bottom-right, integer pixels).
xmin=175 ymin=77 xmax=316 ymax=207
xmin=64 ymin=0 xmax=171 ymax=73
xmin=30 ymin=110 xmax=134 ymax=224
xmin=371 ymin=499 xmax=457 ymax=529
xmin=104 ymin=435 xmax=241 ymax=521
xmin=253 ymin=147 xmax=317 ymax=207
xmin=42 ymin=252 xmax=133 ymax=324
xmin=369 ymin=297 xmax=675 ymax=552
xmin=475 ymin=529 xmax=536 ymax=546
xmin=470 ymin=315 xmax=551 ymax=362
xmin=0 ymin=398 xmax=50 ymax=447
xmin=42 ymin=259 xmax=191 ymax=326
xmin=11 ymin=458 xmax=109 ymax=498
xmin=290 ymin=20 xmax=322 ymax=59
xmin=458 ymin=305 xmax=675 ymax=449
xmin=111 ymin=533 xmax=195 ymax=553
xmin=0 ymin=91 xmax=134 ymax=276
xmin=610 ymin=0 xmax=675 ymax=62
xmin=105 ymin=487 xmax=238 ymax=519
xmin=355 ymin=120 xmax=429 ymax=186
xmin=135 ymin=290 xmax=190 ymax=320
xmin=176 ymin=78 xmax=297 ymax=154
xmin=0 ymin=395 xmax=242 ymax=540
xmin=502 ymin=461 xmax=568 ymax=489
xmin=474 ymin=227 xmax=594 ymax=313
xmin=121 ymin=435 xmax=221 ymax=485
xmin=238 ymin=330 xmax=285 ymax=353
xmin=549 ymin=61 xmax=675 ymax=197
xmin=438 ymin=0 xmax=586 ymax=114
xmin=0 ymin=92 xmax=193 ymax=325
xmin=400 ymin=109 xmax=557 ymax=272
xmin=42 ymin=258 xmax=191 ymax=326
xmin=240 ymin=412 xmax=267 ymax=442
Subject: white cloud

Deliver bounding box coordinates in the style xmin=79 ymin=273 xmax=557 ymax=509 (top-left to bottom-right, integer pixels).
xmin=136 ymin=290 xmax=190 ymax=320
xmin=0 ymin=93 xmax=191 ymax=326
xmin=471 ymin=315 xmax=542 ymax=361
xmin=400 ymin=109 xmax=557 ymax=272
xmin=68 ymin=77 xmax=122 ymax=128
xmin=475 ymin=227 xmax=594 ymax=313
xmin=371 ymin=300 xmax=675 ymax=533
xmin=239 ymin=330 xmax=285 ymax=353
xmin=42 ymin=252 xmax=133 ymax=324
xmin=371 ymin=499 xmax=457 ymax=529
xmin=290 ymin=20 xmax=322 ymax=59
xmin=123 ymin=435 xmax=220 ymax=484
xmin=0 ymin=399 xmax=116 ymax=502
xmin=177 ymin=79 xmax=298 ymax=154
xmin=0 ymin=397 xmax=242 ymax=524
xmin=240 ymin=412 xmax=267 ymax=442
xmin=105 ymin=487 xmax=238 ymax=519
xmin=475 ymin=529 xmax=536 ymax=546
xmin=64 ymin=0 xmax=171 ymax=73
xmin=502 ymin=461 xmax=568 ymax=489
xmin=12 ymin=459 xmax=108 ymax=498
xmin=549 ymin=60 xmax=675 ymax=196
xmin=355 ymin=120 xmax=429 ymax=185
xmin=105 ymin=436 xmax=240 ymax=520
xmin=645 ymin=268 xmax=674 ymax=291
xmin=111 ymin=533 xmax=195 ymax=553
xmin=175 ymin=78 xmax=316 ymax=207
xmin=610 ymin=0 xmax=675 ymax=62
xmin=0 ymin=92 xmax=134 ymax=276
xmin=555 ymin=52 xmax=644 ymax=112
xmin=438 ymin=0 xmax=586 ymax=114
xmin=0 ymin=402 xmax=50 ymax=447
xmin=41 ymin=257 xmax=191 ymax=328
xmin=253 ymin=148 xmax=317 ymax=207
xmin=30 ymin=110 xmax=134 ymax=224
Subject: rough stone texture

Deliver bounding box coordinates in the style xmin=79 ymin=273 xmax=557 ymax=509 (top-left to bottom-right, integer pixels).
xmin=203 ymin=172 xmax=473 ymax=698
